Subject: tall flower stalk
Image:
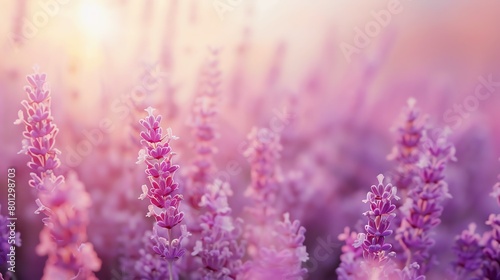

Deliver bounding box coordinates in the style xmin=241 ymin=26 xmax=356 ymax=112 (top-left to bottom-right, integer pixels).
xmin=387 ymin=98 xmax=427 ymax=198
xmin=187 ymin=48 xmax=221 ymax=209
xmin=15 ymin=68 xmax=101 ymax=279
xmin=137 ymin=107 xmax=189 ymax=280
xmin=396 ymin=129 xmax=455 ymax=273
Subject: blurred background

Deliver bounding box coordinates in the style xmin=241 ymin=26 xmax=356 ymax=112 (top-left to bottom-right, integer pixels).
xmin=1 ymin=0 xmax=500 ymax=279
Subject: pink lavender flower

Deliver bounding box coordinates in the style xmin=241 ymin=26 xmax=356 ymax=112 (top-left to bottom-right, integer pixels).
xmin=137 ymin=106 xmax=189 ymax=280
xmin=186 ymin=48 xmax=221 ymax=209
xmin=396 ymin=128 xmax=455 ymax=273
xmin=191 ymin=180 xmax=245 ymax=279
xmin=15 ymin=68 xmax=101 ymax=279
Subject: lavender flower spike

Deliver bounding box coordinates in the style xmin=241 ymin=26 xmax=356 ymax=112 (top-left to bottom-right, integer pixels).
xmin=137 ymin=106 xmax=189 ymax=280
xmin=387 ymin=98 xmax=427 ymax=195
xmin=15 ymin=68 xmax=101 ymax=279
xmin=356 ymin=174 xmax=399 ymax=264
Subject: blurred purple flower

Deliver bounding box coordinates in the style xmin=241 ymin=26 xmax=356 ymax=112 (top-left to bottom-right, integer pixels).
xmin=396 ymin=128 xmax=455 ymax=273
xmin=242 ymin=127 xmax=308 ymax=279
xmin=186 ymin=48 xmax=221 ymax=209
xmin=242 ymin=213 xmax=308 ymax=280
xmin=453 ymin=178 xmax=500 ymax=279
xmin=191 ymin=180 xmax=245 ymax=279
xmin=387 ymin=98 xmax=428 ymax=195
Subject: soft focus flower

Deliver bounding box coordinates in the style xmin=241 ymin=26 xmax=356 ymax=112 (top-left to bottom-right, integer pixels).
xmin=191 ymin=180 xmax=245 ymax=279
xmin=186 ymin=48 xmax=221 ymax=209
xmin=387 ymin=98 xmax=428 ymax=195
xmin=396 ymin=128 xmax=455 ymax=273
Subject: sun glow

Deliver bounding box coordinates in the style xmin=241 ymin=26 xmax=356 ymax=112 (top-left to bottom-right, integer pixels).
xmin=77 ymin=1 xmax=114 ymax=40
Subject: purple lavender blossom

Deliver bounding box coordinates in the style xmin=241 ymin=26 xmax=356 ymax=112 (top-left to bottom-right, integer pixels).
xmin=337 ymin=175 xmax=426 ymax=280
xmin=186 ymin=48 xmax=221 ymax=209
xmin=356 ymin=174 xmax=399 ymax=266
xmin=396 ymin=128 xmax=455 ymax=273
xmin=15 ymin=68 xmax=101 ymax=279
xmin=137 ymin=106 xmax=189 ymax=280
xmin=452 ymin=223 xmax=484 ymax=279
xmin=191 ymin=180 xmax=245 ymax=279
xmin=387 ymin=98 xmax=427 ymax=196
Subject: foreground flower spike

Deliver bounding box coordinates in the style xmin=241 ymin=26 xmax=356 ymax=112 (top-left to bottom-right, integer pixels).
xmin=137 ymin=106 xmax=188 ymax=280
xmin=357 ymin=174 xmax=399 ymax=265
xmin=187 ymin=48 xmax=221 ymax=209
xmin=387 ymin=98 xmax=427 ymax=195
xmin=15 ymin=68 xmax=101 ymax=279
xmin=396 ymin=128 xmax=455 ymax=273
xmin=191 ymin=180 xmax=245 ymax=279
xmin=337 ymin=175 xmax=425 ymax=280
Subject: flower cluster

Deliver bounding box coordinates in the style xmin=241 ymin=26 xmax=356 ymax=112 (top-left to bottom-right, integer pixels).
xmin=137 ymin=106 xmax=189 ymax=279
xmin=191 ymin=180 xmax=245 ymax=279
xmin=15 ymin=68 xmax=101 ymax=279
xmin=452 ymin=178 xmax=500 ymax=279
xmin=396 ymin=128 xmax=455 ymax=273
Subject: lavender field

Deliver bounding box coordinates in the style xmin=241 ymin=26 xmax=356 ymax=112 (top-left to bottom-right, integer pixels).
xmin=1 ymin=1 xmax=500 ymax=279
